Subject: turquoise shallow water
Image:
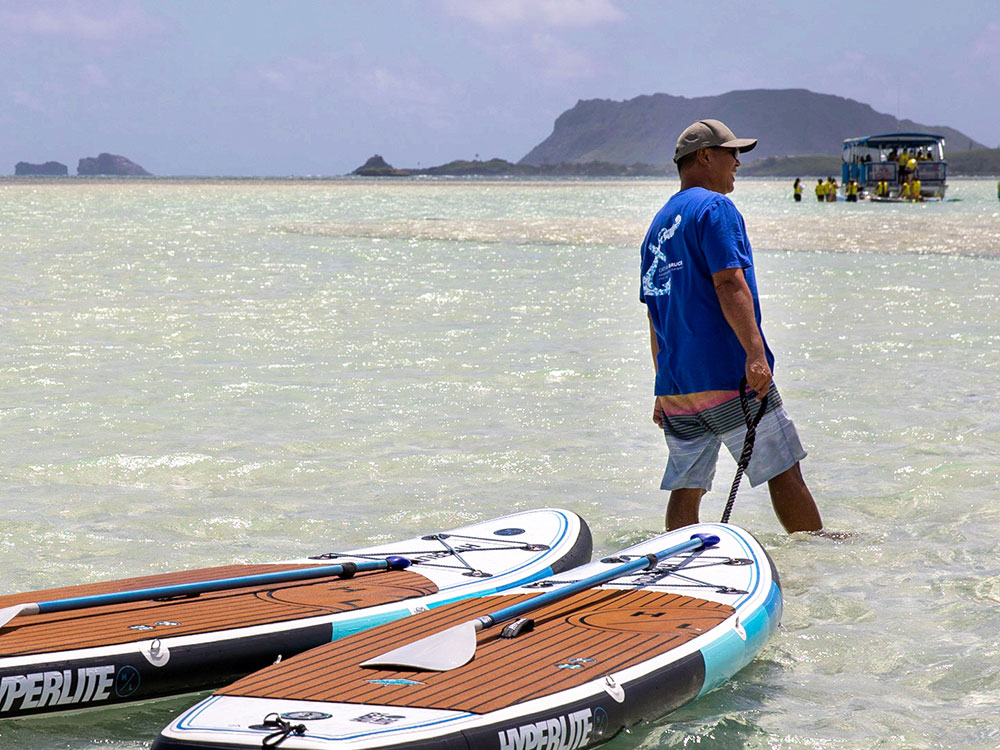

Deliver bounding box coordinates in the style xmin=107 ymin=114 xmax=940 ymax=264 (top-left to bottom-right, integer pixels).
xmin=0 ymin=177 xmax=998 ymax=748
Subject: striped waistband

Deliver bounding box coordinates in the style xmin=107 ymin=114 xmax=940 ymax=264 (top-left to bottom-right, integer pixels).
xmin=661 ymin=383 xmax=783 ymax=440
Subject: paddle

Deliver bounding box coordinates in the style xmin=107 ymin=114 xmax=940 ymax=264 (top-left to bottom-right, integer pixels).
xmin=0 ymin=556 xmax=410 ymax=631
xmin=361 ymin=534 xmax=718 ymax=672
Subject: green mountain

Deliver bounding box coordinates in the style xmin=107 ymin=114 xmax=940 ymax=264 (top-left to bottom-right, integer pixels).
xmin=942 ymin=148 xmax=1000 ymax=175
xmin=519 ymin=89 xmax=986 ymax=167
xmin=740 ymin=149 xmax=1000 ymax=178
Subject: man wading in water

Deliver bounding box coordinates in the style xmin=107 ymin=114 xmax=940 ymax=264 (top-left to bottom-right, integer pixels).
xmin=640 ymin=119 xmax=828 ymax=534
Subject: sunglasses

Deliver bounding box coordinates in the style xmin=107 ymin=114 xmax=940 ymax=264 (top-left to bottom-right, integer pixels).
xmin=712 ymin=147 xmax=740 ymax=160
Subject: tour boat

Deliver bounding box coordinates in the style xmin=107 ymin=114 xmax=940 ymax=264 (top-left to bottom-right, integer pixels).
xmin=841 ymin=132 xmax=947 ymax=201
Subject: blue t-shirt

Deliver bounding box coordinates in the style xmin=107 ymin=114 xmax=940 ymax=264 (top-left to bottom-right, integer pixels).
xmin=640 ymin=187 xmax=773 ymax=395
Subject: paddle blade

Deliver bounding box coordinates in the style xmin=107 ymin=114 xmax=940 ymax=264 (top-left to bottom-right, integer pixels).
xmin=360 ymin=621 xmax=478 ymax=672
xmin=0 ymin=602 xmax=39 ymax=630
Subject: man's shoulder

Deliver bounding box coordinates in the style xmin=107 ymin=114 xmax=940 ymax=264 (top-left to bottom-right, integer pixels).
xmin=668 ymin=187 xmax=733 ymax=215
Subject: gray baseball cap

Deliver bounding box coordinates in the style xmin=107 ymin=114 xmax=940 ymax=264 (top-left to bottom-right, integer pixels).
xmin=673 ymin=119 xmax=758 ymax=163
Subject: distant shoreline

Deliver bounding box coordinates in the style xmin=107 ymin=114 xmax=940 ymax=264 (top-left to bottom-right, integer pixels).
xmin=5 ymin=156 xmax=1000 ymax=183
xmin=4 ymin=173 xmax=999 ymax=182
xmin=350 ymin=150 xmax=1000 ymax=179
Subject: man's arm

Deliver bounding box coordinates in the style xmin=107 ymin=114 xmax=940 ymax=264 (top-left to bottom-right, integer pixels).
xmin=648 ymin=312 xmax=664 ymax=427
xmin=712 ymin=267 xmax=771 ymax=397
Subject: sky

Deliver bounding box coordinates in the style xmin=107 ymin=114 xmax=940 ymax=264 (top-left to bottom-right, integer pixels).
xmin=1 ymin=0 xmax=998 ymax=176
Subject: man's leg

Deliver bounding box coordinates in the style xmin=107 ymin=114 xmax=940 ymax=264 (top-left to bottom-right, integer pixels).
xmin=666 ymin=488 xmax=707 ymax=530
xmin=766 ymin=462 xmax=822 ymax=533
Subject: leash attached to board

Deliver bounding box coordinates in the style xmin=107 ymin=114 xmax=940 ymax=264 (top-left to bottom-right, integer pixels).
xmin=720 ymin=377 xmax=769 ymax=524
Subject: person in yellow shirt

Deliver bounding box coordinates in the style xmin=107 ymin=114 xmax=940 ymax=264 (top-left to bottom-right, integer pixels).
xmin=897 ymin=151 xmax=911 ymax=185
xmin=826 ymin=176 xmax=838 ymax=202
xmin=910 ymin=177 xmax=922 ymax=201
xmin=900 ymin=180 xmax=911 ymax=199
xmin=845 ymin=179 xmax=859 ymax=202
xmin=815 ymin=178 xmax=825 ymax=202
xmin=793 ymin=178 xmax=803 ymax=202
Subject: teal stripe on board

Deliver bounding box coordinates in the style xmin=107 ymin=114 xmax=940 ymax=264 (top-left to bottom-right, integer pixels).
xmin=422 ymin=565 xmax=556 ymax=612
xmin=697 ymin=582 xmax=783 ymax=698
xmin=330 ymin=610 xmax=409 ymax=642
xmin=329 ymin=565 xmax=557 ymax=640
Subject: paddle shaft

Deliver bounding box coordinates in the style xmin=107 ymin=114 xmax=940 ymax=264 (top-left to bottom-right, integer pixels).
xmin=18 ymin=557 xmax=411 ymax=618
xmin=475 ymin=534 xmax=717 ymax=630
xmin=359 ymin=534 xmax=719 ymax=671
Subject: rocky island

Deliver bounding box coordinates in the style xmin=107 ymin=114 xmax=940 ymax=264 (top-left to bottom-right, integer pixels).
xmin=77 ymin=153 xmax=152 ymax=176
xmin=14 ymin=161 xmax=69 ymax=176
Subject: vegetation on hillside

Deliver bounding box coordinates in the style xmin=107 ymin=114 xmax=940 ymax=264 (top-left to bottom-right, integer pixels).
xmin=741 ymin=149 xmax=1000 ymax=177
xmin=353 ymin=156 xmax=670 ymax=177
xmin=354 ymin=149 xmax=1000 ymax=180
xmin=741 ymin=155 xmax=841 ymax=177
xmin=946 ymin=149 xmax=1000 ymax=175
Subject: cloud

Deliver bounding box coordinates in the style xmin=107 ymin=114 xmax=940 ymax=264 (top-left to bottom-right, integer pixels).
xmin=80 ymin=63 xmax=111 ymax=89
xmin=434 ymin=0 xmax=625 ymax=86
xmin=0 ymin=0 xmax=164 ymax=42
xmin=527 ymin=32 xmax=597 ymax=81
xmin=970 ymin=21 xmax=1000 ymax=60
xmin=10 ymin=88 xmax=50 ymax=114
xmin=969 ymin=21 xmax=1000 ymax=84
xmin=440 ymin=0 xmax=625 ymax=30
xmin=252 ymin=56 xmax=329 ymax=95
xmin=248 ymin=49 xmax=455 ymax=131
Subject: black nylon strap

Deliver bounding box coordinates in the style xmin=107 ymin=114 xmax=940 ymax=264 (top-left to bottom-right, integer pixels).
xmin=721 ymin=377 xmax=769 ymax=525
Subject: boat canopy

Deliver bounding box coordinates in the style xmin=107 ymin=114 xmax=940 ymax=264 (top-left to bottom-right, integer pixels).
xmin=842 ymin=132 xmax=945 ymax=164
xmin=843 ymin=132 xmax=946 ymax=150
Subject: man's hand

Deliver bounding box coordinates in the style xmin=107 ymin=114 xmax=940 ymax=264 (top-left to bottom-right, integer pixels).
xmin=653 ymin=397 xmax=665 ymax=428
xmin=745 ymin=356 xmax=772 ymax=400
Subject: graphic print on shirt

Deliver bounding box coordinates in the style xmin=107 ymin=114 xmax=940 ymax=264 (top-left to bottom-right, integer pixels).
xmin=642 ymin=215 xmax=683 ymax=297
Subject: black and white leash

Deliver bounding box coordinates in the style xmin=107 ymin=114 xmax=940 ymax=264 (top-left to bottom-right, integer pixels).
xmin=259 ymin=713 xmax=305 ymax=748
xmin=720 ymin=377 xmax=769 ymax=525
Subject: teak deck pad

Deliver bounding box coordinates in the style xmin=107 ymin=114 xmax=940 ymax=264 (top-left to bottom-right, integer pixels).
xmin=219 ymin=588 xmax=735 ymax=715
xmin=0 ymin=565 xmax=437 ymax=656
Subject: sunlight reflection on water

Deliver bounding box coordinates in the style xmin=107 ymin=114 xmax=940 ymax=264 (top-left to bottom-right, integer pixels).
xmin=0 ymin=178 xmax=997 ymax=748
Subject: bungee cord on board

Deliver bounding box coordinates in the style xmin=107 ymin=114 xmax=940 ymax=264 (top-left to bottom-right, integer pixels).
xmin=310 ymin=534 xmax=551 ymax=577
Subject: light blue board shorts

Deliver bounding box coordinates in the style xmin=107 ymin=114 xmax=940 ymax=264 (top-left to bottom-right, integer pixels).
xmin=660 ymin=387 xmax=807 ymax=491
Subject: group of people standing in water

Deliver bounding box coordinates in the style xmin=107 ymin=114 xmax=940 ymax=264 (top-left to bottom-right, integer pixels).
xmin=792 ymin=173 xmax=923 ymax=202
xmin=792 ymin=177 xmax=845 ymax=202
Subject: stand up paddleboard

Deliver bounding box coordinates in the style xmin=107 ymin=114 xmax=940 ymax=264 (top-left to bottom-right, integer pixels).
xmin=0 ymin=508 xmax=590 ymax=719
xmin=154 ymin=523 xmax=780 ymax=750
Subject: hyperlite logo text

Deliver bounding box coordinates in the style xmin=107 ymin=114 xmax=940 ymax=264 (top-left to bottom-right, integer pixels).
xmin=497 ymin=708 xmax=593 ymax=750
xmin=0 ymin=666 xmax=116 ymax=713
